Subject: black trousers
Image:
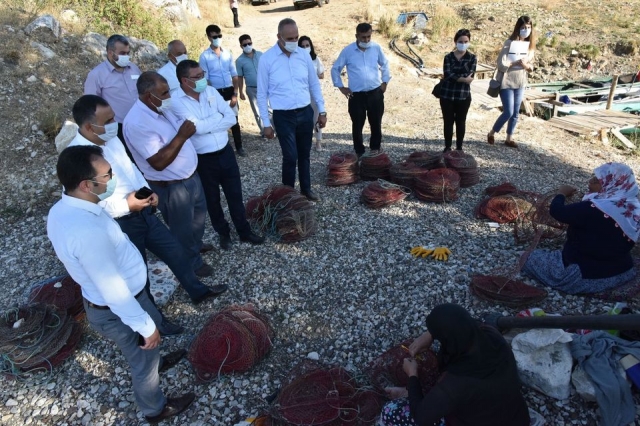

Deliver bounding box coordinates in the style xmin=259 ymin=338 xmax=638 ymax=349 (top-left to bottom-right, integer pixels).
xmin=231 ymin=7 xmax=240 ymax=27
xmin=439 ymin=97 xmax=471 ymax=150
xmin=217 ymin=86 xmax=243 ymax=150
xmin=348 ymin=86 xmax=384 ymax=155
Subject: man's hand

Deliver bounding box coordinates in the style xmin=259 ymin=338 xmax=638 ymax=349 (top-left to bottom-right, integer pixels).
xmin=148 ymin=193 xmax=159 ymax=207
xmin=317 ymin=114 xmax=327 ymax=129
xmin=339 ymin=87 xmax=352 ymax=99
xmin=126 ymin=191 xmax=152 ymax=212
xmin=140 ymin=328 xmax=161 ymax=350
xmin=403 ymin=358 xmax=418 ymax=377
xmin=240 ymin=92 xmax=246 ymax=101
xmin=380 ymin=82 xmax=388 ymax=93
xmin=230 ymin=95 xmax=238 ymax=108
xmin=177 ymin=120 xmax=196 ymax=140
xmin=408 ymin=331 xmax=433 ymax=357
xmin=557 ymin=184 xmax=577 ymax=197
xmin=264 ymin=126 xmax=276 ymax=139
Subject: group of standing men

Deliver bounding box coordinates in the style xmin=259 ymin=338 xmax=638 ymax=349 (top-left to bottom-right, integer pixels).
xmin=47 ymin=18 xmax=391 ymax=423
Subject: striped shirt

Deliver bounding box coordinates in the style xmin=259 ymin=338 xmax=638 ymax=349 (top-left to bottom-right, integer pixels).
xmin=440 ymin=51 xmax=477 ymax=101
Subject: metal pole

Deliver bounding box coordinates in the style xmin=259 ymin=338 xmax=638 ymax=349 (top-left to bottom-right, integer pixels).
xmin=606 ymin=74 xmax=620 ymax=110
xmin=485 ymin=314 xmax=640 ymax=332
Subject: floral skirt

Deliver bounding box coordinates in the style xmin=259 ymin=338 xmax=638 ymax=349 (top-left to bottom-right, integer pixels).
xmin=379 ymin=398 xmax=445 ymax=426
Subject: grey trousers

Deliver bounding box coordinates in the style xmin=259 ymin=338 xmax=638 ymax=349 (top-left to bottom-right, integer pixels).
xmin=245 ymin=86 xmax=264 ymax=135
xmin=84 ymin=292 xmax=166 ymax=417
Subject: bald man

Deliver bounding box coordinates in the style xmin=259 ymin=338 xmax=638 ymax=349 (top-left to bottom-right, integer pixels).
xmin=158 ymin=40 xmax=188 ymax=94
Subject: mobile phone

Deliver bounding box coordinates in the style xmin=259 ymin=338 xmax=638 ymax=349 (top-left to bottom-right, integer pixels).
xmin=138 ymin=333 xmax=145 ymax=347
xmin=134 ymin=186 xmax=153 ymax=199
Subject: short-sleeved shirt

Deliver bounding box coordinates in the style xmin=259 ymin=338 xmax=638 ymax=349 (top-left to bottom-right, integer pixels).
xmin=84 ymin=60 xmax=141 ymax=123
xmin=157 ymin=61 xmax=180 ymax=93
xmin=122 ymin=100 xmax=198 ymax=181
xmin=199 ymin=48 xmax=238 ymax=89
xmin=236 ymin=50 xmax=262 ymax=88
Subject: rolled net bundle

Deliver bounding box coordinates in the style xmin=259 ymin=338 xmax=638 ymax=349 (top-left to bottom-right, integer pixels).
xmin=361 ymin=179 xmax=410 ymax=209
xmin=389 ymin=161 xmax=424 ymax=188
xmin=484 ymin=182 xmax=518 ymax=197
xmin=414 ymin=168 xmax=460 ymax=203
xmin=474 ymin=194 xmax=537 ymax=224
xmin=443 ymin=151 xmax=479 ymax=188
xmin=360 ymin=152 xmax=392 ymax=181
xmin=367 ymin=341 xmax=439 ymax=395
xmin=470 ymin=275 xmax=548 ymax=308
xmin=245 ymin=195 xmax=267 ymax=221
xmin=326 ymin=152 xmax=360 ymax=186
xmin=406 ymin=151 xmax=443 ymax=170
xmin=27 ymin=275 xmax=84 ymax=319
xmin=187 ymin=304 xmax=273 ymax=382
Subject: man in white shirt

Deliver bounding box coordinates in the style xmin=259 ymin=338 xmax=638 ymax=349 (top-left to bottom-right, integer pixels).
xmin=172 ymin=60 xmax=265 ymax=250
xmin=47 ymin=145 xmax=194 ymax=423
xmin=257 ymin=18 xmax=327 ymax=202
xmin=68 ymin=95 xmax=227 ymax=308
xmin=123 ymin=72 xmax=213 ymax=279
xmin=331 ymin=23 xmax=391 ymax=157
xmin=157 ymin=40 xmax=188 ymax=94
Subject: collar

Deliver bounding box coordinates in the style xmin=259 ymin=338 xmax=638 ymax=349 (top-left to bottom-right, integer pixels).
xmin=61 ymin=193 xmax=103 ymax=216
xmin=174 ymin=87 xmax=201 ymax=102
xmin=165 ymin=61 xmax=177 ymax=69
xmin=135 ymin=99 xmax=163 ymax=119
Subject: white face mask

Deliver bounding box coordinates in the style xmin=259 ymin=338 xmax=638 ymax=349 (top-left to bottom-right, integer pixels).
xmin=358 ymin=41 xmax=371 ymax=49
xmin=283 ymin=41 xmax=298 ymax=53
xmin=114 ymin=54 xmax=130 ymax=67
xmin=211 ymin=38 xmax=222 ymax=48
xmin=302 ymin=47 xmax=311 ymax=53
xmin=456 ymin=42 xmax=469 ymax=52
xmin=174 ymin=54 xmax=188 ymax=64
xmin=519 ymin=28 xmax=531 ymax=38
xmin=242 ymin=45 xmax=253 ymax=54
xmin=151 ymin=93 xmax=172 ymax=113
xmin=91 ymin=121 xmax=119 ymax=142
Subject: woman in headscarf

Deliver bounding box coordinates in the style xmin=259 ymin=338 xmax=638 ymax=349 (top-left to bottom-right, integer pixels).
xmin=380 ymin=304 xmax=530 ymax=426
xmin=522 ymin=162 xmax=640 ymax=294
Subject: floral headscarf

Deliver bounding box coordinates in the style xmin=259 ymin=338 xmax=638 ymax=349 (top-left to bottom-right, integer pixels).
xmin=582 ymin=162 xmax=640 ymax=242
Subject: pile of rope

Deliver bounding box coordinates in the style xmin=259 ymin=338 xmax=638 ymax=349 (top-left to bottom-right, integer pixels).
xmin=367 ymin=341 xmax=439 ymax=395
xmin=263 ymin=361 xmax=384 ymax=425
xmin=361 ymin=179 xmax=410 ymax=209
xmin=245 ymin=185 xmax=317 ymax=243
xmin=406 ymin=151 xmax=443 ymax=170
xmin=188 ymin=304 xmax=273 ymax=382
xmin=443 ymin=151 xmax=479 ymax=188
xmin=0 ymin=304 xmax=82 ymax=376
xmin=27 ymin=276 xmax=84 ymax=319
xmin=470 ymin=275 xmax=548 ymax=308
xmin=414 ymin=168 xmax=460 ymax=202
xmin=389 ymin=161 xmax=427 ymax=189
xmin=360 ymin=151 xmax=392 ymax=181
xmin=326 ymin=152 xmax=359 ymax=186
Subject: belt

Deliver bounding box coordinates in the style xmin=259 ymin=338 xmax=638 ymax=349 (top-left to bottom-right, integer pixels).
xmin=353 ymin=86 xmax=382 ymax=95
xmin=198 ymin=144 xmax=228 ymax=157
xmin=147 ymin=172 xmax=194 ymax=188
xmin=274 ymin=104 xmax=310 ymax=113
xmin=85 ymin=289 xmax=145 ymax=310
xmin=246 ymin=86 xmax=257 ymax=88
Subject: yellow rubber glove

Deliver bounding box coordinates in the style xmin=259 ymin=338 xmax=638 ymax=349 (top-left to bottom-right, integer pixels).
xmin=430 ymin=247 xmax=451 ymax=261
xmin=410 ymin=246 xmax=434 ymax=258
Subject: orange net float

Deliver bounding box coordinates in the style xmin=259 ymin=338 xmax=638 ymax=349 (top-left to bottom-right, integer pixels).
xmin=361 ymin=179 xmax=410 ymax=209
xmin=360 ymin=151 xmax=392 ymax=181
xmin=413 ymin=168 xmax=460 ymax=203
xmin=326 ymin=152 xmax=360 ymax=186
xmin=406 ymin=150 xmax=444 ymax=170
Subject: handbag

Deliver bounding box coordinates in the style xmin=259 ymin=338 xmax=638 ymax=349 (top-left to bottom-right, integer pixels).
xmin=431 ymin=80 xmax=443 ymax=98
xmin=487 ymin=69 xmax=501 ymax=98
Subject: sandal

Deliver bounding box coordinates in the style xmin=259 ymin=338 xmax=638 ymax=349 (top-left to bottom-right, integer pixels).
xmin=487 ymin=134 xmax=495 ymax=145
xmin=505 ymin=140 xmax=518 ymax=148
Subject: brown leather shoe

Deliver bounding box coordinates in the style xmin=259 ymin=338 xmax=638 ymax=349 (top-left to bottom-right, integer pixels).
xmin=505 ymin=140 xmax=518 ymax=148
xmin=145 ymin=392 xmax=195 ymax=424
xmin=487 ymin=133 xmax=495 ymax=145
xmin=159 ymin=349 xmax=187 ymax=373
xmin=199 ymin=243 xmax=214 ymax=253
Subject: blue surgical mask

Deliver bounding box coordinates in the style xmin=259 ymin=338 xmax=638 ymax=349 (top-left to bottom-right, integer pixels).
xmin=520 ymin=28 xmax=531 ymax=38
xmin=456 ymin=42 xmax=469 ymax=52
xmin=358 ymin=41 xmax=371 ymax=49
xmin=91 ymin=122 xmax=119 ymax=142
xmin=91 ymin=175 xmax=117 ymax=201
xmin=284 ymin=41 xmax=298 ymax=53
xmin=212 ymin=38 xmax=222 ymax=48
xmin=194 ymin=77 xmax=208 ymax=93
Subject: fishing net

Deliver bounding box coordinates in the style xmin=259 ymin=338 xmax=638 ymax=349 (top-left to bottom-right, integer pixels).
xmin=406 ymin=151 xmax=443 ymax=170
xmin=360 ymin=152 xmax=392 ymax=181
xmin=27 ymin=275 xmax=84 ymax=319
xmin=266 ymin=361 xmax=384 ymax=426
xmin=475 ymin=194 xmax=537 ymax=224
xmin=414 ymin=168 xmax=460 ymax=203
xmin=443 ymin=151 xmax=479 ymax=188
xmin=245 ymin=185 xmax=317 ymax=243
xmin=367 ymin=341 xmax=439 ymax=395
xmin=484 ymin=182 xmax=519 ymax=197
xmin=361 ymin=180 xmax=410 ymax=209
xmin=389 ymin=161 xmax=426 ymax=189
xmin=326 ymin=152 xmax=360 ymax=186
xmin=187 ymin=304 xmax=273 ymax=382
xmin=0 ymin=304 xmax=82 ymax=376
xmin=470 ymin=275 xmax=549 ymax=308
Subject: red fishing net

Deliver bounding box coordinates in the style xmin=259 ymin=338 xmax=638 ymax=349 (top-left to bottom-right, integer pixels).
xmin=484 ymin=182 xmax=519 ymax=197
xmin=443 ymin=151 xmax=480 ymax=188
xmin=475 ymin=194 xmax=537 ymax=224
xmin=389 ymin=161 xmax=425 ymax=189
xmin=245 ymin=186 xmax=317 ymax=243
xmin=361 ymin=180 xmax=410 ymax=209
xmin=406 ymin=151 xmax=443 ymax=170
xmin=326 ymin=152 xmax=360 ymax=186
xmin=187 ymin=304 xmax=273 ymax=382
xmin=360 ymin=152 xmax=392 ymax=181
xmin=28 ymin=275 xmax=84 ymax=319
xmin=470 ymin=275 xmax=548 ymax=308
xmin=414 ymin=168 xmax=460 ymax=202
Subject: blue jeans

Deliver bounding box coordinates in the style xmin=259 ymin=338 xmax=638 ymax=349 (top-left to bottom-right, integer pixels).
xmin=272 ymin=105 xmax=314 ymax=193
xmin=116 ymin=207 xmax=211 ymax=301
xmin=492 ymin=87 xmax=525 ymax=136
xmin=149 ymin=174 xmax=207 ymax=271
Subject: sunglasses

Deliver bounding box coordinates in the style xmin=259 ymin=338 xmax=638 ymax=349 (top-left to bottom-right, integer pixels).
xmin=209 ymin=34 xmax=222 ymax=39
xmin=241 ymin=42 xmax=252 ymax=47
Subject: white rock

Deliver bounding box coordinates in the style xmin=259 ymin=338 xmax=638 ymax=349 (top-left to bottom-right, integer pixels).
xmin=60 ymin=10 xmax=78 ymax=22
xmin=5 ymin=399 xmax=18 ymax=407
xmin=50 ymin=404 xmax=59 ymax=415
xmin=146 ymin=0 xmax=189 ymax=23
xmin=307 ymin=351 xmax=320 ymax=360
xmin=26 ymin=75 xmax=37 ymax=83
xmin=55 ymin=121 xmax=78 ymax=153
xmin=82 ymin=32 xmax=108 ymax=59
xmin=30 ymin=42 xmax=55 ymax=59
xmin=24 ymin=15 xmax=61 ymax=38
xmin=129 ymin=37 xmax=162 ymax=63
xmin=181 ymin=0 xmax=201 ymax=19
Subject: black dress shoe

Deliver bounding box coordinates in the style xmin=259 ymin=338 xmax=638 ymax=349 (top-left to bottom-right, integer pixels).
xmin=145 ymin=392 xmax=195 ymax=424
xmin=159 ymin=349 xmax=187 ymax=373
xmin=158 ymin=320 xmax=184 ymax=337
xmin=301 ymin=190 xmax=320 ymax=202
xmin=194 ymin=262 xmax=213 ymax=277
xmin=220 ymin=235 xmax=231 ymax=250
xmin=239 ymin=232 xmax=265 ymax=245
xmin=191 ymin=284 xmax=229 ymax=305
xmin=236 ymin=148 xmax=247 ymax=157
xmin=199 ymin=243 xmax=214 ymax=253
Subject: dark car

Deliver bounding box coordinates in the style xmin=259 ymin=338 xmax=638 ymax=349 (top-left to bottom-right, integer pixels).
xmin=293 ymin=0 xmax=329 ymax=10
xmin=251 ymin=0 xmax=277 ymax=5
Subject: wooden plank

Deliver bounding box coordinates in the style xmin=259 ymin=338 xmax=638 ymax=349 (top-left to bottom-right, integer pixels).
xmin=611 ymin=128 xmax=636 ymax=149
xmin=606 ymin=75 xmax=620 ymax=110
xmin=600 ymin=128 xmax=610 ymax=145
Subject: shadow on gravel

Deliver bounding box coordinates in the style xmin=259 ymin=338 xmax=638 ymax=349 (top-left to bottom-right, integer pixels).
xmin=258 ymin=5 xmax=296 ymax=13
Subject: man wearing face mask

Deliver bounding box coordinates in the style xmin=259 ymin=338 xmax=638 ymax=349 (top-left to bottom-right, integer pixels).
xmin=236 ymin=34 xmax=267 ymax=137
xmin=199 ymin=25 xmax=245 ymax=157
xmin=84 ymin=35 xmax=141 ymax=156
xmin=331 ymin=23 xmax=391 ymax=158
xmin=123 ymin=72 xmax=216 ymax=281
xmin=158 ymin=40 xmax=188 ymax=94
xmin=172 ymin=60 xmax=265 ymax=250
xmin=257 ymin=18 xmax=327 ymax=202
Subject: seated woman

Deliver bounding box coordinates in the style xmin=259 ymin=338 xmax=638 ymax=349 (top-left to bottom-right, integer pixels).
xmin=380 ymin=303 xmax=530 ymax=426
xmin=522 ymin=162 xmax=640 ymax=294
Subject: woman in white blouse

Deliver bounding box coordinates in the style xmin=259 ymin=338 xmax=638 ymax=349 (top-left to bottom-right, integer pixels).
xmin=299 ymin=36 xmax=325 ymax=151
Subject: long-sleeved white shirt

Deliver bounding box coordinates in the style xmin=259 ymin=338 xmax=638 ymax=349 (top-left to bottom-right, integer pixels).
xmin=331 ymin=42 xmax=391 ymax=92
xmin=257 ymin=43 xmax=325 ymax=128
xmin=157 ymin=61 xmax=180 ymax=93
xmin=170 ymin=86 xmax=237 ymax=154
xmin=67 ymin=132 xmax=149 ymax=219
xmin=47 ymin=194 xmax=156 ymax=337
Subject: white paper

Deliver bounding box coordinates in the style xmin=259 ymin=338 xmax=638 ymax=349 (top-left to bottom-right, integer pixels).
xmin=508 ymin=41 xmax=529 ymax=63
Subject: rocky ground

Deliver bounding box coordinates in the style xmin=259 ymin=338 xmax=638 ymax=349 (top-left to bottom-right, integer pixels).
xmin=1 ymin=0 xmax=640 ymax=425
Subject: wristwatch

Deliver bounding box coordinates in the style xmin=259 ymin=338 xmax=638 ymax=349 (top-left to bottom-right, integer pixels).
xmin=319 ymin=112 xmax=327 ymax=116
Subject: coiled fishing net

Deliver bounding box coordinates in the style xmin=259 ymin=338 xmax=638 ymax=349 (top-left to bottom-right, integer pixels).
xmin=0 ymin=303 xmax=82 ymax=376
xmin=443 ymin=151 xmax=479 ymax=188
xmin=27 ymin=275 xmax=84 ymax=319
xmin=414 ymin=168 xmax=460 ymax=203
xmin=326 ymin=152 xmax=360 ymax=186
xmin=360 ymin=152 xmax=392 ymax=181
xmin=245 ymin=185 xmax=317 ymax=243
xmin=361 ymin=180 xmax=410 ymax=209
xmin=470 ymin=275 xmax=549 ymax=308
xmin=389 ymin=161 xmax=425 ymax=189
xmin=406 ymin=151 xmax=443 ymax=170
xmin=264 ymin=361 xmax=384 ymax=426
xmin=367 ymin=341 xmax=439 ymax=395
xmin=475 ymin=194 xmax=537 ymax=224
xmin=188 ymin=304 xmax=273 ymax=382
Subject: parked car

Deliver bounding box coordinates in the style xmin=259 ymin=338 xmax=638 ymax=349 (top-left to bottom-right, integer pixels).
xmin=293 ymin=0 xmax=329 ymax=10
xmin=252 ymin=0 xmax=277 ymax=5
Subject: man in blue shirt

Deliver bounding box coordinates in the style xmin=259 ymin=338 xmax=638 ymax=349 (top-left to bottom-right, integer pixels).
xmin=331 ymin=23 xmax=391 ymax=157
xmin=236 ymin=34 xmax=267 ymax=138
